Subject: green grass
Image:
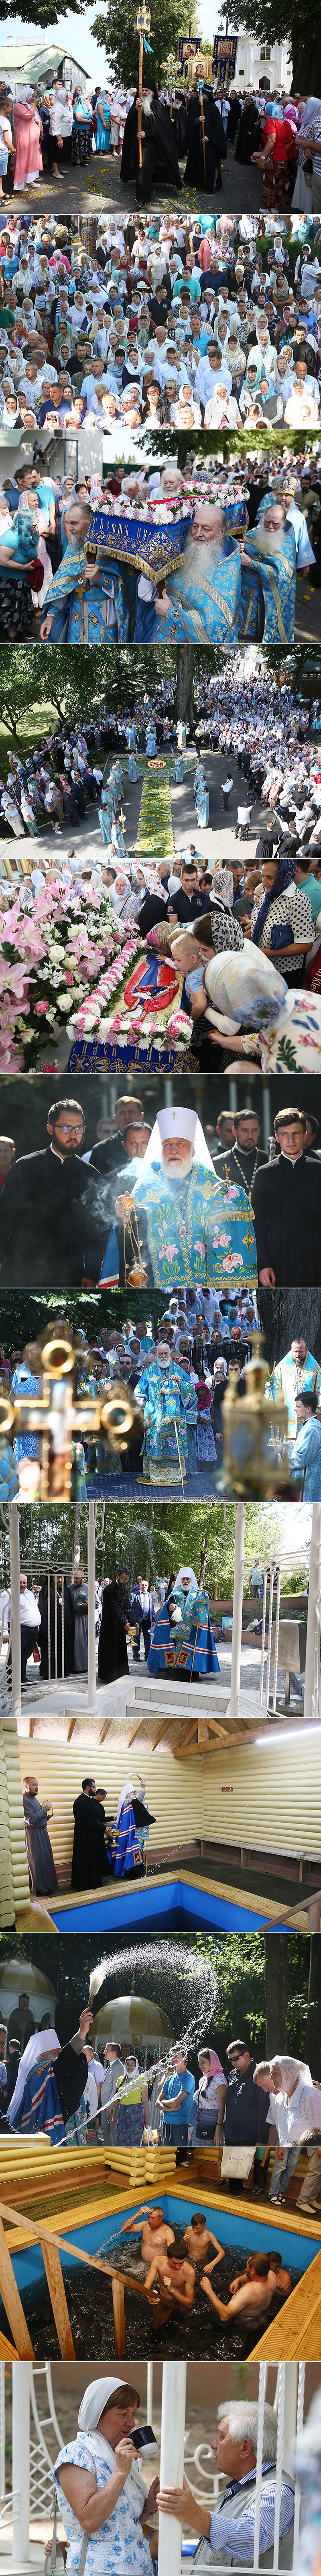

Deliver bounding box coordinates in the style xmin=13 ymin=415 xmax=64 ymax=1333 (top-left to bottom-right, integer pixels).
xmin=0 ymin=704 xmax=61 ymax=760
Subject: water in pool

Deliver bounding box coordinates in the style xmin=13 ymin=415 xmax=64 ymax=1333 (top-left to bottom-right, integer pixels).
xmin=18 ymin=2224 xmax=301 ymax=2360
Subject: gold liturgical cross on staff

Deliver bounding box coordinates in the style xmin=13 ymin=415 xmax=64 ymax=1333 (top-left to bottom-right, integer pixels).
xmin=0 ymin=1331 xmax=144 ymax=1502
xmin=134 ymin=4 xmax=151 ymax=167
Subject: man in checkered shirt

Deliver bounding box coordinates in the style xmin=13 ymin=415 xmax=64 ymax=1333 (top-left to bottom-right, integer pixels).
xmin=157 ymin=2399 xmax=296 ymax=2566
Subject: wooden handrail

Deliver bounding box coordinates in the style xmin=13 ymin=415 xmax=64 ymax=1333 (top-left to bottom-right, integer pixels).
xmin=0 ymin=2194 xmax=150 ymax=2360
xmin=265 ymin=1886 xmax=321 ymax=1930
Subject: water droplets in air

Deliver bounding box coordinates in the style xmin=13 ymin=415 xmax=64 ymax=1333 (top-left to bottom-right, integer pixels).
xmin=89 ymin=1941 xmax=219 ymax=2079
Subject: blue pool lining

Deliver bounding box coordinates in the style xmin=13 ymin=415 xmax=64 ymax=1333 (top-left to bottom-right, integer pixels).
xmin=0 ymin=2192 xmax=318 ymax=2336
xmin=50 ymin=1881 xmax=270 ymax=1934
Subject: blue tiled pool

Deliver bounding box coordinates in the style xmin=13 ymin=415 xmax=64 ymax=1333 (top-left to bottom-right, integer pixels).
xmin=0 ymin=2190 xmax=318 ymax=2360
xmin=51 ymin=1877 xmax=272 ymax=1934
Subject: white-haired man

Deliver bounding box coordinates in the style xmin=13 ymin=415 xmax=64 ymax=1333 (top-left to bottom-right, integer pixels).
xmin=151 ymin=501 xmax=244 ymax=647
xmin=157 ymin=2398 xmax=296 ymax=2566
xmin=114 ymin=1105 xmax=257 ymax=1292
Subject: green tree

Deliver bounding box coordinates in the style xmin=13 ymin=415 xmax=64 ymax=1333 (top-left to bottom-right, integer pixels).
xmin=218 ymin=0 xmax=321 ymax=94
xmin=0 ymin=1926 xmax=315 ymax=2062
xmin=91 ymin=0 xmax=199 ymax=90
xmin=0 ymin=0 xmax=84 ymax=17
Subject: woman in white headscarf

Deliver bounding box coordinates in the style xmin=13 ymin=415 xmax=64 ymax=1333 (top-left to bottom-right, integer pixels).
xmin=201 ymin=943 xmax=321 ymax=1074
xmin=13 ymin=90 xmax=43 ymax=191
xmin=53 ymin=2377 xmax=158 ymax=2576
xmin=292 ymin=97 xmax=321 ymax=211
xmin=48 ymin=84 xmax=73 ymax=179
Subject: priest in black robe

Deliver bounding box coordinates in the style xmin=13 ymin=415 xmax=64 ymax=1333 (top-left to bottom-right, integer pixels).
xmin=38 ymin=1575 xmax=75 ymax=1680
xmin=71 ymin=1776 xmax=112 ymax=1888
xmin=120 ymin=84 xmax=183 ymax=201
xmin=0 ymin=1132 xmax=107 ymax=1288
xmin=252 ymin=1146 xmax=321 ymax=1286
xmin=184 ymin=87 xmax=227 ymax=191
xmin=98 ymin=1578 xmax=131 ymax=1685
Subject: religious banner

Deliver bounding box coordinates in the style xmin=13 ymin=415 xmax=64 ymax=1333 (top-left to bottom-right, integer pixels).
xmin=211 ymin=32 xmax=238 ymax=85
xmin=178 ymin=34 xmax=201 ymax=76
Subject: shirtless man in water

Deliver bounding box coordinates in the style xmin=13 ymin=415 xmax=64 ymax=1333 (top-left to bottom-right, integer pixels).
xmin=144 ymin=2248 xmax=195 ymax=2320
xmin=120 ymin=2205 xmax=175 ymax=2262
xmin=230 ymin=2250 xmax=292 ymax=2301
xmin=201 ymin=2250 xmax=284 ymax=2326
xmin=181 ymin=2214 xmax=223 ymax=2270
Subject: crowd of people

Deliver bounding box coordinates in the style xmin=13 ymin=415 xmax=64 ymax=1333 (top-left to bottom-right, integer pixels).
xmin=0 ymin=669 xmax=321 ymax=1081
xmin=1 ymin=2003 xmax=320 ymax=2225
xmin=1 ymin=1296 xmax=321 ymax=1498
xmin=0 ymin=211 xmax=319 ymax=466
xmin=0 ymin=71 xmax=320 ymax=210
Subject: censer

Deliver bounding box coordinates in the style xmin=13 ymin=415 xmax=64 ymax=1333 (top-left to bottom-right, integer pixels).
xmin=221 ymin=1334 xmax=293 ymax=1498
xmin=121 ymin=1191 xmax=149 ymax=1288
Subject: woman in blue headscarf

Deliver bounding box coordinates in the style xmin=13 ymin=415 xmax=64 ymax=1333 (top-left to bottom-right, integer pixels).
xmin=251 ymin=846 xmax=314 ymax=982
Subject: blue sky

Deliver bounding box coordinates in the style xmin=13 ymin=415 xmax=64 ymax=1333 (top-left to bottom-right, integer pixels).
xmin=0 ymin=0 xmax=224 ymax=84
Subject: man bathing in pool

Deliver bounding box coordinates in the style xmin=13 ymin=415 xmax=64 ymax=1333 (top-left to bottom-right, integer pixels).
xmin=201 ymin=2249 xmax=291 ymax=2325
xmin=120 ymin=2206 xmax=175 ymax=2261
xmin=180 ymin=2214 xmax=224 ymax=2269
xmin=144 ymin=2248 xmax=195 ymax=2312
xmin=230 ymin=2250 xmax=292 ymax=2301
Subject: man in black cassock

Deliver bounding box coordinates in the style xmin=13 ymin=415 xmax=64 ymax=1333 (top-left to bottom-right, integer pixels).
xmin=38 ymin=1575 xmax=75 ymax=1680
xmin=120 ymin=84 xmax=183 ymax=201
xmin=86 ymin=1094 xmax=144 ymax=1176
xmin=213 ymin=1110 xmax=267 ymax=1197
xmin=252 ymin=1106 xmax=321 ymax=1287
xmin=71 ymin=1775 xmax=112 ymax=1888
xmin=184 ymin=87 xmax=227 ymax=191
xmin=0 ymin=1097 xmax=106 ymax=1288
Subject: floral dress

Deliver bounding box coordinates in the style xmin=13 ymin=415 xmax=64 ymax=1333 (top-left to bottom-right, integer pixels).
xmin=53 ymin=2435 xmax=151 ymax=2575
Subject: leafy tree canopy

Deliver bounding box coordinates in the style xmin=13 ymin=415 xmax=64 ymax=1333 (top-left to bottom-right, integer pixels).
xmin=1 ymin=0 xmax=85 ymax=21
xmin=0 ymin=1924 xmax=315 ymax=2063
xmin=0 ymin=1495 xmax=308 ymax=1591
xmin=91 ymin=0 xmax=199 ymax=90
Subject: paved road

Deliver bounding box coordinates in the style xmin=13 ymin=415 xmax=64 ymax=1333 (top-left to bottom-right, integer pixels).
xmin=13 ymin=136 xmax=263 ymax=217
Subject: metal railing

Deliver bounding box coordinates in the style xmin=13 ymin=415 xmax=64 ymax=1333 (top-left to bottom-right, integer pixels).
xmin=0 ymin=2358 xmax=308 ymax=2576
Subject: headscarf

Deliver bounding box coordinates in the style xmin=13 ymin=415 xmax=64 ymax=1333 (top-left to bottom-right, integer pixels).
xmin=270 ymin=2054 xmax=312 ymax=2088
xmin=210 ymin=867 xmax=234 ymax=906
xmin=77 ymin=2377 xmax=143 ymax=2518
xmin=301 ymin=96 xmax=321 ymax=138
xmin=199 ymin=2046 xmax=224 ymax=2080
xmin=204 ymin=944 xmax=288 ymax=1031
xmin=79 ymin=2379 xmax=127 ymax=2435
xmin=251 ymin=846 xmax=298 ymax=946
xmin=7 ymin=2028 xmax=59 ymax=2127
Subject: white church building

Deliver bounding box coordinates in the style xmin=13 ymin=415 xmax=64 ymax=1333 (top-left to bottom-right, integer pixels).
xmin=233 ymin=31 xmax=293 ymax=92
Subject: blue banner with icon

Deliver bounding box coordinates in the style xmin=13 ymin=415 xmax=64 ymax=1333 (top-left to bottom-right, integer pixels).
xmin=212 ymin=33 xmax=238 ymax=85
